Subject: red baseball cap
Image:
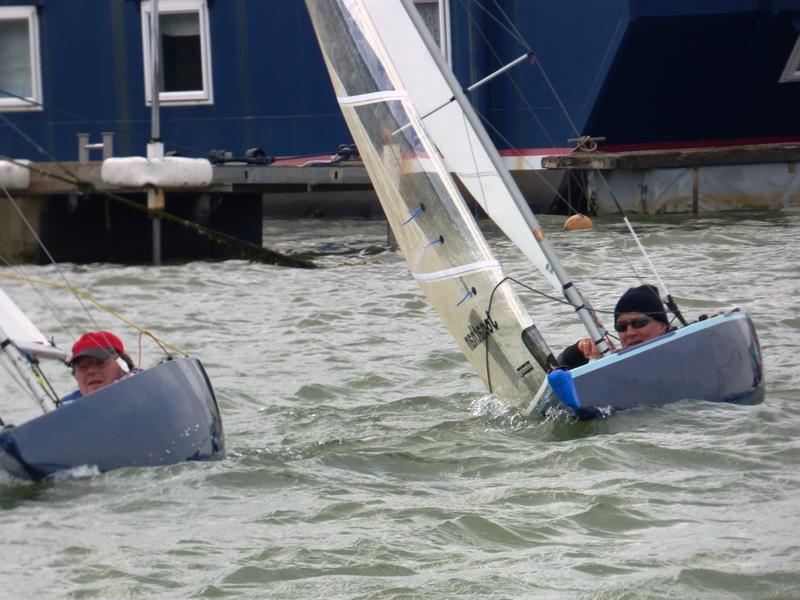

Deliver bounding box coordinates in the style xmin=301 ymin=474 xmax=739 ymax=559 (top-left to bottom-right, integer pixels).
xmin=69 ymin=331 xmax=125 ymax=365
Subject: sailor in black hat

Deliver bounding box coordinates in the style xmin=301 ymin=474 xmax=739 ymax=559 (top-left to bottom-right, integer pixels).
xmin=558 ymin=284 xmax=670 ymax=369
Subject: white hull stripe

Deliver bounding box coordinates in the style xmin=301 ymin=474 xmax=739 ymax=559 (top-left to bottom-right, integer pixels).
xmin=413 ymin=260 xmax=501 ymax=282
xmin=338 ymin=90 xmax=409 ymax=106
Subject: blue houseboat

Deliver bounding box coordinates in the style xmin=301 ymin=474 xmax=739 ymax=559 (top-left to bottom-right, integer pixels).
xmin=1 ymin=0 xmax=799 ymax=218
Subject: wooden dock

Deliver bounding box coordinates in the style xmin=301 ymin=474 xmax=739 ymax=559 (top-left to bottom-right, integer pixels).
xmin=540 ymin=142 xmax=800 ymax=214
xmin=1 ymin=159 xmax=379 ymax=264
xmin=541 ymin=142 xmax=800 ymax=170
xmin=21 ymin=160 xmax=371 ymax=194
xmin=5 ymin=141 xmax=797 ymax=262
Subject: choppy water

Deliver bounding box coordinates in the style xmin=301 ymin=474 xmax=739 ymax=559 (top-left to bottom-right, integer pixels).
xmin=1 ymin=210 xmax=799 ymax=599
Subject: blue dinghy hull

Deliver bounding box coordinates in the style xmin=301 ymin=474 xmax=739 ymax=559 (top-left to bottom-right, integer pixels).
xmin=532 ymin=310 xmax=764 ymax=417
xmin=0 ymin=358 xmax=224 ymax=481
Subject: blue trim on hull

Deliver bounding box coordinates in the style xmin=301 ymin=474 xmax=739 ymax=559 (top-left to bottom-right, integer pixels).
xmin=0 ymin=358 xmax=224 ymax=481
xmin=534 ymin=311 xmax=764 ymax=416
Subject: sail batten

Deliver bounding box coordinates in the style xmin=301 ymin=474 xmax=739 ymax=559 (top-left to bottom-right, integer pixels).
xmin=334 ymin=0 xmax=563 ymax=292
xmin=413 ymin=261 xmax=501 ymax=282
xmin=306 ymin=0 xmax=549 ymax=402
xmin=312 ymin=1 xmax=765 ymax=417
xmin=398 ymin=0 xmax=611 ymax=353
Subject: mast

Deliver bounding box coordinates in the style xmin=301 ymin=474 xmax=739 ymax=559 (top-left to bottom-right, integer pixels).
xmin=400 ymin=0 xmax=611 ymax=356
xmin=148 ymin=0 xmax=163 ymax=266
xmin=305 ymin=0 xmax=554 ymax=402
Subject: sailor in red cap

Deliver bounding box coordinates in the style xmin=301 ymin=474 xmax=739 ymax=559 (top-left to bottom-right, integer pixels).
xmin=60 ymin=331 xmax=137 ymax=404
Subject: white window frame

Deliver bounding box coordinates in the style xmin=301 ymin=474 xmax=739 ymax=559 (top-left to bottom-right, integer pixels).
xmin=414 ymin=0 xmax=451 ymax=65
xmin=140 ymin=0 xmax=214 ymax=106
xmin=0 ymin=6 xmax=43 ymax=112
xmin=780 ymin=33 xmax=800 ymax=83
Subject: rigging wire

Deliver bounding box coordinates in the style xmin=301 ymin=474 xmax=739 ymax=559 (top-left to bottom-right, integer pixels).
xmin=451 ymin=0 xmax=593 ymax=218
xmin=469 ymin=114 xmax=648 ymax=284
xmin=28 ymin=359 xmax=61 ymax=407
xmin=479 ymin=275 xmax=624 ymax=394
xmin=1 ymin=177 xmax=196 ymax=366
xmin=0 ymin=87 xmax=191 ymax=151
xmin=475 ymin=114 xmax=580 ymax=215
xmin=460 ymin=108 xmax=492 ymax=215
xmin=0 ymin=354 xmax=32 ymax=398
xmin=464 ymin=0 xmax=528 ymax=48
xmin=0 ymin=272 xmax=191 ymax=359
xmin=0 ymin=104 xmax=317 ymax=267
xmin=0 ymin=113 xmax=82 ymax=192
xmin=482 ymin=0 xmax=581 ymax=135
xmin=456 ymin=0 xmax=558 ymax=149
xmin=2 ymin=184 xmax=105 ymax=336
xmin=457 ymin=0 xmax=680 ymax=314
xmin=0 ymin=160 xmax=316 ymax=269
xmin=0 ymin=238 xmax=77 ymax=342
xmin=0 ymin=353 xmax=39 ymax=414
xmin=0 ymin=186 xmax=184 ymax=380
xmin=0 ymin=86 xmax=340 ymax=164
xmin=0 ymin=337 xmax=61 ymax=410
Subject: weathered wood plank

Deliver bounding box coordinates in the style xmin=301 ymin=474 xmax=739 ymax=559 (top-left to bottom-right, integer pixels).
xmin=22 ymin=161 xmax=371 ymax=195
xmin=542 ymin=143 xmax=800 ymax=170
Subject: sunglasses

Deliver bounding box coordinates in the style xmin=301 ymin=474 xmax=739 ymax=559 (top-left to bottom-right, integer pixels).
xmin=614 ymin=316 xmax=653 ymax=333
xmin=72 ymin=355 xmax=115 ymax=373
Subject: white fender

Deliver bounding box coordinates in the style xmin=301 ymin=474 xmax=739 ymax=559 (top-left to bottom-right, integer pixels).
xmin=101 ymin=156 xmax=213 ymax=188
xmin=0 ymin=159 xmax=31 ymax=189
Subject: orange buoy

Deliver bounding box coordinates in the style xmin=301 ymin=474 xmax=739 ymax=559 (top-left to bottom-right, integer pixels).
xmin=564 ymin=213 xmax=593 ymax=231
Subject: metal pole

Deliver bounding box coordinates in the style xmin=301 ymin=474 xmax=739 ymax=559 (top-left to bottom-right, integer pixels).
xmin=149 ymin=0 xmax=163 ymax=266
xmin=150 ymin=0 xmax=160 ymax=142
xmin=401 ymin=0 xmax=611 ymax=354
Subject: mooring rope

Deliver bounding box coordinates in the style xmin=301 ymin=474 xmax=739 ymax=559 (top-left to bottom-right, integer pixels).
xmin=0 ymin=108 xmax=316 ymax=269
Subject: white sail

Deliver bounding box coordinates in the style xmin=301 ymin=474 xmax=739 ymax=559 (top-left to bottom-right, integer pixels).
xmin=0 ymin=287 xmax=64 ymax=412
xmin=306 ymin=0 xmax=550 ymax=402
xmin=0 ymin=288 xmax=66 ymax=361
xmin=345 ymin=0 xmax=562 ymax=292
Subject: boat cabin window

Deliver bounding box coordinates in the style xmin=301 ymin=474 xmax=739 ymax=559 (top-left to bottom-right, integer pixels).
xmin=779 ymin=33 xmax=800 ymax=83
xmin=140 ymin=0 xmax=214 ymax=106
xmin=0 ymin=6 xmax=43 ymax=112
xmin=413 ymin=0 xmax=451 ymax=65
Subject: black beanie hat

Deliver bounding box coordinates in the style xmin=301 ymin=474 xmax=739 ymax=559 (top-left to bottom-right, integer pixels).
xmin=614 ymin=284 xmax=669 ymax=325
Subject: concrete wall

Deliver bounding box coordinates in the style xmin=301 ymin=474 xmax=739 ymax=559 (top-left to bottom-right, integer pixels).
xmin=0 ymin=196 xmax=45 ymax=263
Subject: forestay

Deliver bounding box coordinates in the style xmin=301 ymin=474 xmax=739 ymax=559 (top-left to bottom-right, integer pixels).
xmin=306 ymin=0 xmax=547 ymax=401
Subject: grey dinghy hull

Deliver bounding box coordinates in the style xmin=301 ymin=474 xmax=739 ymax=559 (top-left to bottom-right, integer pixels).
xmin=532 ymin=311 xmax=764 ymax=416
xmin=0 ymin=358 xmax=224 ymax=481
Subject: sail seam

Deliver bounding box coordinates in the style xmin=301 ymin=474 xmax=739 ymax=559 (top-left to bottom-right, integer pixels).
xmin=338 ymin=90 xmax=409 ymax=106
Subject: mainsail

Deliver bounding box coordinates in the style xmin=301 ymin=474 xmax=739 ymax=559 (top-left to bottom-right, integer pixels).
xmin=343 ymin=0 xmax=564 ymax=292
xmin=306 ymin=0 xmax=551 ymax=402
